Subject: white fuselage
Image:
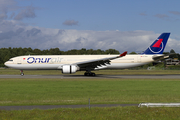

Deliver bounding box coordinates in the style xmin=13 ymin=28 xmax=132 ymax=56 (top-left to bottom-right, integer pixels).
xmin=4 ymin=54 xmax=159 ymax=70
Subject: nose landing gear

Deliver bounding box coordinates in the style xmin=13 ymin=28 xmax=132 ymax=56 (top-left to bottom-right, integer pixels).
xmin=20 ymin=70 xmax=24 ymax=76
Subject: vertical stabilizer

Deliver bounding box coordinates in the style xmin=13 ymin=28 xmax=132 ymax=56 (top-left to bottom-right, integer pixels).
xmin=142 ymin=33 xmax=170 ymax=54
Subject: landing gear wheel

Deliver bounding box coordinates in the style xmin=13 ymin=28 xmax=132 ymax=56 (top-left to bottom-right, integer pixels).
xmin=20 ymin=70 xmax=24 ymax=76
xmin=91 ymin=73 xmax=96 ymax=76
xmin=84 ymin=72 xmax=96 ymax=76
xmin=20 ymin=73 xmax=24 ymax=76
xmin=84 ymin=72 xmax=90 ymax=76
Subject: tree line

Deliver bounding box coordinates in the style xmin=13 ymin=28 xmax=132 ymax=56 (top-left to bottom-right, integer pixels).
xmin=0 ymin=47 xmax=120 ymax=67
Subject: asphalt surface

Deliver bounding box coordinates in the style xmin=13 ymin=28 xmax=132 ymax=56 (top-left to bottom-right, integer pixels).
xmin=0 ymin=74 xmax=180 ymax=79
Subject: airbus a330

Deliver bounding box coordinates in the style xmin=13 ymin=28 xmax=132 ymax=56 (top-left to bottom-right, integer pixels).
xmin=5 ymin=33 xmax=170 ymax=76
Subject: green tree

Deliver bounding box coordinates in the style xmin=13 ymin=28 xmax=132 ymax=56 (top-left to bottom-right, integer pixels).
xmin=129 ymin=52 xmax=137 ymax=54
xmin=49 ymin=48 xmax=61 ymax=55
xmin=86 ymin=49 xmax=94 ymax=54
xmin=105 ymin=49 xmax=119 ymax=54
xmin=169 ymin=49 xmax=178 ymax=59
xmin=33 ymin=49 xmax=42 ymax=55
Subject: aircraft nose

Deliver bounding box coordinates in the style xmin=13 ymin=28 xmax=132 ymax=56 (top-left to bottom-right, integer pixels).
xmin=4 ymin=61 xmax=9 ymax=66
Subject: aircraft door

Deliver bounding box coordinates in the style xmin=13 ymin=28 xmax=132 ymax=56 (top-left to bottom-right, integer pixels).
xmin=137 ymin=56 xmax=141 ymax=63
xmin=17 ymin=58 xmax=22 ymax=64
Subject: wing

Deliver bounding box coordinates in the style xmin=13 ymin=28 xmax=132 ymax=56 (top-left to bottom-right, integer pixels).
xmin=73 ymin=51 xmax=127 ymax=70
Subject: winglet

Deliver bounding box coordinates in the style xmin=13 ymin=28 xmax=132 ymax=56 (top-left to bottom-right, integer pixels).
xmin=120 ymin=51 xmax=127 ymax=57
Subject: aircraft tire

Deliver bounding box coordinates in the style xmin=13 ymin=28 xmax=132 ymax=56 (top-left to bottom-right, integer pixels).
xmin=91 ymin=73 xmax=96 ymax=76
xmin=84 ymin=72 xmax=96 ymax=76
xmin=20 ymin=73 xmax=24 ymax=76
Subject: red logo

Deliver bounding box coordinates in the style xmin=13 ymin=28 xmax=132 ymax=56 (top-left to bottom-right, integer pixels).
xmin=149 ymin=38 xmax=164 ymax=53
xmin=152 ymin=39 xmax=163 ymax=48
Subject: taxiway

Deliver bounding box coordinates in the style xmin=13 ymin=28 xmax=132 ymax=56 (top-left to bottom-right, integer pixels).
xmin=0 ymin=74 xmax=180 ymax=79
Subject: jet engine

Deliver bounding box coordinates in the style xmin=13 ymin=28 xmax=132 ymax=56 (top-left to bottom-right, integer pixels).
xmin=62 ymin=65 xmax=78 ymax=74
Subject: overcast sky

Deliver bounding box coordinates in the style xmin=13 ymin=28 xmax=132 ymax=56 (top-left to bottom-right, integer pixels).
xmin=0 ymin=0 xmax=180 ymax=53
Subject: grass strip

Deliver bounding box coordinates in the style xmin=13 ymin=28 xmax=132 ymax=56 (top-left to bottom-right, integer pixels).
xmin=1 ymin=107 xmax=180 ymax=120
xmin=0 ymin=78 xmax=180 ymax=106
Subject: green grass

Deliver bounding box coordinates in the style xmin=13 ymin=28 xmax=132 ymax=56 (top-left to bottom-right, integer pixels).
xmin=1 ymin=69 xmax=180 ymax=119
xmin=1 ymin=107 xmax=180 ymax=120
xmin=1 ymin=78 xmax=180 ymax=106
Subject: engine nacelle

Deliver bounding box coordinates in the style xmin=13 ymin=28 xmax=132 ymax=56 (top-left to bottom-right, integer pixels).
xmin=62 ymin=65 xmax=78 ymax=74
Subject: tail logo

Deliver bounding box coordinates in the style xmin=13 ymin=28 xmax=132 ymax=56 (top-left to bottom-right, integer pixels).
xmin=148 ymin=39 xmax=164 ymax=54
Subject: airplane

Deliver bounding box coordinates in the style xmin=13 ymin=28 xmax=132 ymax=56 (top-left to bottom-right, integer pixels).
xmin=4 ymin=33 xmax=170 ymax=76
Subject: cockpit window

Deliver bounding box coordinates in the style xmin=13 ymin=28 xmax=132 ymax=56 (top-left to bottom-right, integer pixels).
xmin=8 ymin=59 xmax=13 ymax=62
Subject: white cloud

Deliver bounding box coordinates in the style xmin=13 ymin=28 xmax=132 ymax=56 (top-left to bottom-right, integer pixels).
xmin=0 ymin=20 xmax=176 ymax=53
xmin=154 ymin=14 xmax=169 ymax=19
xmin=139 ymin=12 xmax=147 ymax=16
xmin=14 ymin=5 xmax=36 ymax=20
xmin=63 ymin=20 xmax=79 ymax=26
xmin=169 ymin=11 xmax=180 ymax=16
xmin=0 ymin=0 xmax=37 ymax=21
xmin=0 ymin=0 xmax=16 ymax=9
xmin=0 ymin=14 xmax=178 ymax=53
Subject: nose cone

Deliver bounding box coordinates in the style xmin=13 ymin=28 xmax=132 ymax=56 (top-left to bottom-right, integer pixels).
xmin=4 ymin=61 xmax=8 ymax=66
xmin=4 ymin=61 xmax=11 ymax=67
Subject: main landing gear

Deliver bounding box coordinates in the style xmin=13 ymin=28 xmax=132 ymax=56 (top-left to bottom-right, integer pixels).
xmin=84 ymin=72 xmax=96 ymax=76
xmin=20 ymin=70 xmax=24 ymax=76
